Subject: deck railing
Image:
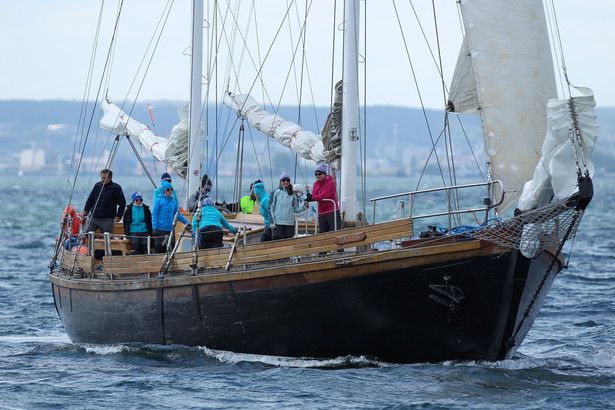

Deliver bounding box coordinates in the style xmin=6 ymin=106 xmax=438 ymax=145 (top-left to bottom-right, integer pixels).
xmin=369 ymin=180 xmax=505 ymax=233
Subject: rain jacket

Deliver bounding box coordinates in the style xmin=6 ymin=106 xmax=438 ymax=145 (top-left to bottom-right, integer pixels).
xmin=310 ymin=175 xmax=339 ymax=216
xmin=192 ymin=204 xmax=236 ymax=233
xmin=269 ymin=187 xmax=304 ymax=226
xmin=123 ymin=203 xmax=153 ymax=236
xmin=253 ymin=182 xmax=271 ymax=228
xmin=152 ymin=181 xmax=188 ymax=231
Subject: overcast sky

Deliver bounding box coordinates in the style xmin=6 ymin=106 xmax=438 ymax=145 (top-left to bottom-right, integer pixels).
xmin=1 ymin=1 xmax=611 ymax=109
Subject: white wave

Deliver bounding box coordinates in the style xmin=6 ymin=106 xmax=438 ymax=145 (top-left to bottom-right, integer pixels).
xmin=197 ymin=346 xmax=390 ymax=368
xmin=81 ymin=344 xmax=131 ymax=355
xmin=576 ymin=347 xmax=615 ymax=368
xmin=441 ymin=356 xmax=554 ymax=370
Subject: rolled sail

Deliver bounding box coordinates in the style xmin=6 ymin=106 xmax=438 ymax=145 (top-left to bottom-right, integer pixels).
xmin=99 ymin=99 xmax=200 ymax=178
xmin=223 ymin=92 xmax=340 ymax=169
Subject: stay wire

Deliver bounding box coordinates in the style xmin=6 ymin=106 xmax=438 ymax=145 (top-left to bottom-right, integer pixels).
xmin=391 ymin=0 xmax=446 ymax=190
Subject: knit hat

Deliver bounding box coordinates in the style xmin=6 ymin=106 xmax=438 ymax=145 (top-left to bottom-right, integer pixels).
xmin=203 ymin=197 xmax=215 ymax=207
xmin=161 ymin=172 xmax=172 ymax=182
xmin=132 ymin=192 xmax=143 ymax=202
xmin=253 ymin=182 xmax=266 ymax=195
xmin=315 ymin=164 xmax=327 ymax=174
xmin=160 ymin=180 xmax=173 ymax=191
xmin=280 ymin=171 xmax=290 ymax=181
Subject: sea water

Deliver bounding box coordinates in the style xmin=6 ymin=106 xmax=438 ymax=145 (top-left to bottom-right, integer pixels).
xmin=0 ymin=175 xmax=613 ymax=409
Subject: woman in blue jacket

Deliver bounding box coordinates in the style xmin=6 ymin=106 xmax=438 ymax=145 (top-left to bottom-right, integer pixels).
xmin=192 ymin=198 xmax=237 ymax=249
xmin=152 ymin=181 xmax=190 ymax=253
xmin=269 ymin=172 xmax=304 ymax=240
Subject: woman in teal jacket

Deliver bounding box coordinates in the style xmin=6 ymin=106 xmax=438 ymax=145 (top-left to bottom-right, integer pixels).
xmin=252 ymin=182 xmax=272 ymax=242
xmin=269 ymin=172 xmax=304 ymax=240
xmin=192 ymin=198 xmax=237 ymax=249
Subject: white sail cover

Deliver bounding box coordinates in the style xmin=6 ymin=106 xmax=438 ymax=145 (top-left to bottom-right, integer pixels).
xmin=223 ymin=93 xmax=336 ymax=168
xmin=518 ymin=87 xmax=597 ymax=211
xmin=99 ymin=99 xmax=197 ymax=178
xmin=451 ymin=0 xmax=557 ymax=214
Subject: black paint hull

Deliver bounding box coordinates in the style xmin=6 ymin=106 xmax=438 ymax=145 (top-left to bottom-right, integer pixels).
xmin=50 ymin=246 xmax=560 ymax=363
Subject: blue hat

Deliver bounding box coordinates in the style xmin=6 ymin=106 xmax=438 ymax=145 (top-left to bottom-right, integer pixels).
xmin=132 ymin=192 xmax=143 ymax=202
xmin=160 ymin=180 xmax=173 ymax=191
xmin=315 ymin=164 xmax=327 ymax=174
xmin=280 ymin=171 xmax=290 ymax=181
xmin=161 ymin=172 xmax=172 ymax=182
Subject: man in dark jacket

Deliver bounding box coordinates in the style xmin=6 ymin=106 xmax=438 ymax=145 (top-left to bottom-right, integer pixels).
xmin=83 ymin=169 xmax=126 ymax=234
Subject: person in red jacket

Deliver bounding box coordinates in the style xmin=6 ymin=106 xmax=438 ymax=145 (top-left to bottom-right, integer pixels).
xmin=304 ymin=164 xmax=341 ymax=233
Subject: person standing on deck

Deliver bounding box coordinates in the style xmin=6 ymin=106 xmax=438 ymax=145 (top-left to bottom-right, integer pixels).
xmin=153 ymin=172 xmax=178 ymax=205
xmin=224 ymin=179 xmax=262 ymax=214
xmin=83 ymin=169 xmax=126 ymax=234
xmin=123 ymin=192 xmax=153 ymax=254
xmin=192 ymin=198 xmax=237 ymax=249
xmin=187 ymin=174 xmax=212 ymax=212
xmin=152 ymin=181 xmax=191 ymax=253
xmin=304 ymin=164 xmax=341 ymax=233
xmin=269 ymin=172 xmax=304 ymax=240
xmin=252 ymin=182 xmax=272 ymax=242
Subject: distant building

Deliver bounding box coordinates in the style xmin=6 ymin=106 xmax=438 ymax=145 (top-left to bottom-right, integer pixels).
xmin=18 ymin=149 xmax=45 ymax=174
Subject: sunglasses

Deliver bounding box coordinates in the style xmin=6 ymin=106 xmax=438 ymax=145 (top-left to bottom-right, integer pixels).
xmin=134 ymin=198 xmax=143 ymax=202
xmin=314 ymin=172 xmax=324 ymax=176
xmin=281 ymin=178 xmax=290 ymax=182
xmin=165 ymin=188 xmax=173 ymax=192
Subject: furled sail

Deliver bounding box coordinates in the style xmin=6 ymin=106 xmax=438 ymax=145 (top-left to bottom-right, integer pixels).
xmin=99 ymin=99 xmax=200 ymax=178
xmin=223 ymin=92 xmax=340 ymax=169
xmin=518 ymin=87 xmax=597 ymax=211
xmin=449 ymin=0 xmax=557 ymax=214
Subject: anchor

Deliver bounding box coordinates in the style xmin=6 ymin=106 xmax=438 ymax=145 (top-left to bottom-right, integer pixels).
xmin=429 ymin=275 xmax=466 ymax=312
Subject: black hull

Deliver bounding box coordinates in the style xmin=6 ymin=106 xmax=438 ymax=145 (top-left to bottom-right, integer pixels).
xmin=51 ymin=247 xmax=560 ymax=363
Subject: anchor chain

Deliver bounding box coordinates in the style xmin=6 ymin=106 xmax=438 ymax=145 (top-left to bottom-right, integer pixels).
xmin=505 ymin=211 xmax=582 ymax=348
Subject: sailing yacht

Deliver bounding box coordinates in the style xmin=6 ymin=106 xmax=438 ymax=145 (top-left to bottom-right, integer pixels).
xmin=49 ymin=0 xmax=596 ymax=363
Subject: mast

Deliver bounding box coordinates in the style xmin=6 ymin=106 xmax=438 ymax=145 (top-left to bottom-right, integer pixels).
xmin=340 ymin=0 xmax=359 ymax=223
xmin=187 ymin=0 xmax=204 ymax=205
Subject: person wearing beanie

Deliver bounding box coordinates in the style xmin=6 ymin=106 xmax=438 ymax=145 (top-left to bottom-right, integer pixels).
xmin=191 ymin=198 xmax=237 ymax=249
xmin=152 ymin=181 xmax=191 ymax=253
xmin=123 ymin=192 xmax=152 ymax=254
xmin=153 ymin=172 xmax=178 ymax=205
xmin=304 ymin=164 xmax=341 ymax=233
xmin=252 ymin=182 xmax=272 ymax=242
xmin=269 ymin=172 xmax=304 ymax=240
xmin=187 ymin=174 xmax=213 ymax=212
xmin=314 ymin=164 xmax=328 ymax=174
xmin=222 ymin=179 xmax=262 ymax=214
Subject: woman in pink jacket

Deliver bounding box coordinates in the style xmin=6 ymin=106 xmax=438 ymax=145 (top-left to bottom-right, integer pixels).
xmin=304 ymin=164 xmax=341 ymax=233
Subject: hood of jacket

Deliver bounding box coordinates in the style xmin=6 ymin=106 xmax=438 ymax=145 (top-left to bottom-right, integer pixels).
xmin=160 ymin=180 xmax=173 ymax=191
xmin=253 ymin=182 xmax=266 ymax=196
